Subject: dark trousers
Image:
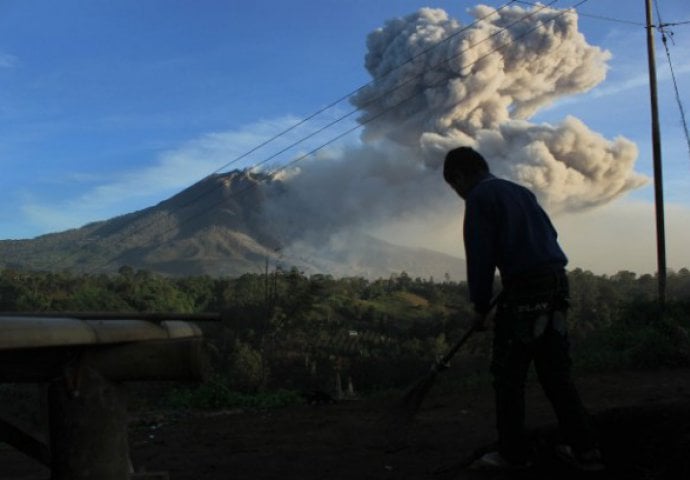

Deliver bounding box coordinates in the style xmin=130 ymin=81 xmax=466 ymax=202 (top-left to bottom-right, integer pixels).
xmin=491 ymin=268 xmax=595 ymax=461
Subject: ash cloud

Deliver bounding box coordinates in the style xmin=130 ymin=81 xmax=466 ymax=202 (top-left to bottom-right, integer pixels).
xmin=262 ymin=3 xmax=647 ymax=246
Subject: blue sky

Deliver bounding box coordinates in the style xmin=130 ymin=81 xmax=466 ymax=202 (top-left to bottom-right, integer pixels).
xmin=1 ymin=0 xmax=689 ymax=274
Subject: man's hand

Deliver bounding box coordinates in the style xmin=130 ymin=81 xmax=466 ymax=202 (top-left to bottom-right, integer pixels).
xmin=472 ymin=306 xmax=496 ymax=332
xmin=472 ymin=312 xmax=488 ymax=332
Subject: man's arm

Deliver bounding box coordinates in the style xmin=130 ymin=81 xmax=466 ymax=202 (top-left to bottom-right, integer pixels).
xmin=463 ymin=194 xmax=497 ymax=314
xmin=471 ymin=300 xmax=498 ymax=332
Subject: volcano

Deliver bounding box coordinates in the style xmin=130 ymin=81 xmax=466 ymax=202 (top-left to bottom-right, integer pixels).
xmin=0 ymin=170 xmax=465 ymax=280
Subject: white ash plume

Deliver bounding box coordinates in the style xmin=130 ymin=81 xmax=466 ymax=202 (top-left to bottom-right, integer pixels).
xmin=350 ymin=4 xmax=646 ymax=209
xmin=263 ymin=3 xmax=646 ymax=245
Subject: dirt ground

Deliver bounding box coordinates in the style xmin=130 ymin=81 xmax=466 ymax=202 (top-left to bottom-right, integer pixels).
xmin=2 ymin=368 xmax=690 ymax=479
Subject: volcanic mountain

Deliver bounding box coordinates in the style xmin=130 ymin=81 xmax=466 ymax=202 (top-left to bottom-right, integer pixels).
xmin=0 ymin=170 xmax=465 ymax=280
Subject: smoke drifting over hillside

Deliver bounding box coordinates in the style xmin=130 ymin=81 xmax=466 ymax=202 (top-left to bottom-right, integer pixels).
xmin=263 ymin=4 xmax=647 ymax=246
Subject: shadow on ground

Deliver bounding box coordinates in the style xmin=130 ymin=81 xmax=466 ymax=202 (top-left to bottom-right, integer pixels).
xmin=1 ymin=368 xmax=690 ymax=479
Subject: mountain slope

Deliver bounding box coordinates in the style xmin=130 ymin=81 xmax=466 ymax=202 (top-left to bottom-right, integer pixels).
xmin=0 ymin=171 xmax=465 ymax=279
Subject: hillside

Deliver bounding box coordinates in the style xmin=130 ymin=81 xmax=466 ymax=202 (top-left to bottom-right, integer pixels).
xmin=0 ymin=170 xmax=466 ymax=280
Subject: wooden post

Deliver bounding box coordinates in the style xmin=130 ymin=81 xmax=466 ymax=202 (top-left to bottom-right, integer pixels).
xmin=645 ymin=0 xmax=667 ymax=308
xmin=48 ymin=367 xmax=130 ymax=480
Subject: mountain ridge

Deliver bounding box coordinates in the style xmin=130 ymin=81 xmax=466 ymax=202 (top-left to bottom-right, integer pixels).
xmin=0 ymin=170 xmax=466 ymax=280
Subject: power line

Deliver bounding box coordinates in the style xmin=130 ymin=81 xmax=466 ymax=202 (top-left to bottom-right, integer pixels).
xmin=45 ymin=0 xmax=584 ymax=274
xmin=97 ymin=0 xmax=580 ymax=273
xmin=660 ymin=20 xmax=690 ymax=27
xmin=89 ymin=0 xmax=587 ymax=274
xmin=49 ymin=1 xmax=560 ymax=273
xmin=654 ymin=0 xmax=690 ymax=159
xmin=522 ymin=0 xmax=690 ymax=161
xmin=520 ymin=0 xmax=690 ymax=29
xmin=43 ymin=1 xmax=524 ymax=273
xmin=205 ymin=0 xmax=522 ymax=177
xmin=515 ymin=0 xmax=645 ymax=26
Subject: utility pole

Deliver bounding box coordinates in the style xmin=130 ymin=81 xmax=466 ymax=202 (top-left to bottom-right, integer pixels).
xmin=265 ymin=256 xmax=270 ymax=309
xmin=645 ymin=0 xmax=667 ymax=309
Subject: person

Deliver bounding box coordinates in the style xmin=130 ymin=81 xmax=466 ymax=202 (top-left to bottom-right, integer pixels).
xmin=442 ymin=146 xmax=603 ymax=471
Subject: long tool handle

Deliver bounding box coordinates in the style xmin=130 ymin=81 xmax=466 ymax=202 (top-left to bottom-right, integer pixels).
xmin=435 ymin=295 xmax=500 ymax=370
xmin=436 ymin=325 xmax=476 ymax=369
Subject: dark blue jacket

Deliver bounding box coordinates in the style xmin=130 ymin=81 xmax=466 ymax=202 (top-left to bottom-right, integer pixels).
xmin=463 ymin=173 xmax=567 ymax=313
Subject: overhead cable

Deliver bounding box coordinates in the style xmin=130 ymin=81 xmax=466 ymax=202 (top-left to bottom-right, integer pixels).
xmin=515 ymin=0 xmax=644 ymax=26
xmin=47 ymin=0 xmax=526 ymax=273
xmin=654 ymin=0 xmax=690 ymax=159
xmin=46 ymin=1 xmax=547 ymax=272
xmin=206 ymin=0 xmax=521 ymax=176
xmin=91 ymin=0 xmax=587 ymax=273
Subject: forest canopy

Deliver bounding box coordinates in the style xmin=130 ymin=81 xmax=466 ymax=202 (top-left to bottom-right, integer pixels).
xmin=1 ymin=267 xmax=689 ymax=402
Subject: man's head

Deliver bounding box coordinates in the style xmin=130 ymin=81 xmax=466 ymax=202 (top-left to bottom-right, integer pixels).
xmin=443 ymin=147 xmax=490 ymax=199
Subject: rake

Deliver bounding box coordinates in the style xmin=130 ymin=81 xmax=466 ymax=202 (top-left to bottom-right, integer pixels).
xmin=383 ymin=300 xmax=498 ymax=449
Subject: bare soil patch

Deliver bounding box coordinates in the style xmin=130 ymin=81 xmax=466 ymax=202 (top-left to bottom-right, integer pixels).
xmin=2 ymin=368 xmax=690 ymax=479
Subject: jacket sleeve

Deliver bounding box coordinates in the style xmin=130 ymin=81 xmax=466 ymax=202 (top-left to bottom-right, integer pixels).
xmin=463 ymin=194 xmax=497 ymax=314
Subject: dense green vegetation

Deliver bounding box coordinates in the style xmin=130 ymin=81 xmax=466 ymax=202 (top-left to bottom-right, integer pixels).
xmin=1 ymin=266 xmax=689 ymax=409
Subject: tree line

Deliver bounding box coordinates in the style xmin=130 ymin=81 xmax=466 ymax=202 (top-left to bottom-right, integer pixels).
xmin=1 ymin=266 xmax=689 ymax=400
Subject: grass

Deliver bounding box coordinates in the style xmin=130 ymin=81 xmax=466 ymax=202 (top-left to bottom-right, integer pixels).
xmin=164 ymin=375 xmax=304 ymax=410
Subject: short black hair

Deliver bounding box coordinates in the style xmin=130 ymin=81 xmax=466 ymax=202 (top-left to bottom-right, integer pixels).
xmin=443 ymin=147 xmax=490 ymax=184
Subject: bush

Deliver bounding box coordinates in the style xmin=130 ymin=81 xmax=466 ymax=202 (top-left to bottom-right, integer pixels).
xmin=226 ymin=340 xmax=265 ymax=392
xmin=574 ymin=301 xmax=690 ymax=372
xmin=165 ymin=376 xmax=303 ymax=410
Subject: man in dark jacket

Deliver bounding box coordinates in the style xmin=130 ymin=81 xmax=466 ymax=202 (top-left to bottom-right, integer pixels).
xmin=443 ymin=146 xmax=603 ymax=471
